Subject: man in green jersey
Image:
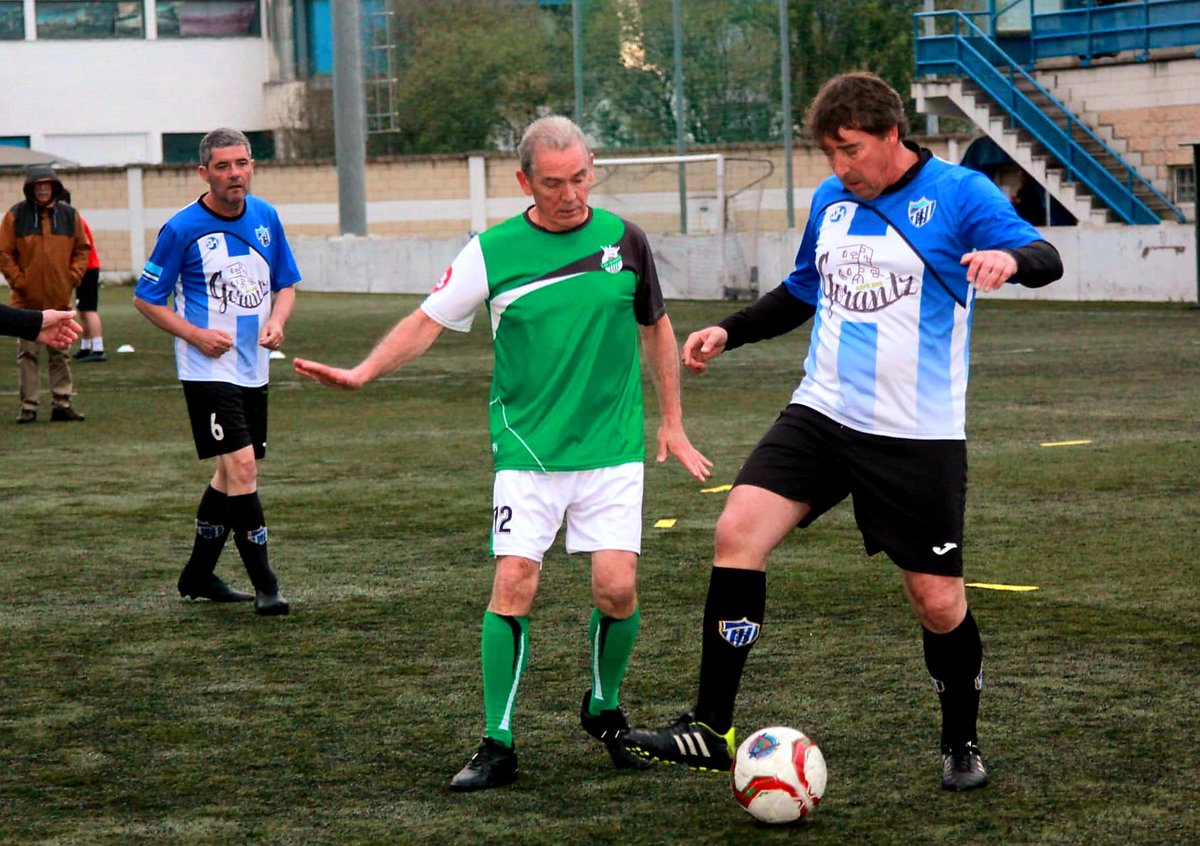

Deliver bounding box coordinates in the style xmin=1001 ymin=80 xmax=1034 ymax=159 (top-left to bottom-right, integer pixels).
xmin=294 ymin=115 xmax=711 ymax=791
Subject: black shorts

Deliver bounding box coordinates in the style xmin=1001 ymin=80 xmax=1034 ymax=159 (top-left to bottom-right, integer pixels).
xmin=182 ymin=381 xmax=268 ymax=461
xmin=734 ymin=404 xmax=967 ymax=576
xmin=77 ymin=268 xmax=100 ymax=312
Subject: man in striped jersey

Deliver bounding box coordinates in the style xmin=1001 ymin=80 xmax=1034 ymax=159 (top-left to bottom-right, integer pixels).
xmin=135 ymin=128 xmax=298 ymax=617
xmin=294 ymin=116 xmax=711 ymax=791
xmin=624 ymin=72 xmax=1062 ymax=791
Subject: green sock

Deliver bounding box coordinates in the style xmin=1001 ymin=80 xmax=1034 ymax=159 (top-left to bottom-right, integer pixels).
xmin=481 ymin=610 xmax=529 ymax=748
xmin=586 ymin=606 xmax=640 ymax=716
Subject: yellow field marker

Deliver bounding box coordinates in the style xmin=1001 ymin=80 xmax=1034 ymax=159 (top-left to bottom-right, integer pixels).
xmin=1039 ymin=439 xmax=1093 ymax=447
xmin=654 ymin=519 xmax=677 ymax=529
xmin=966 ymin=583 xmax=1039 ymax=592
xmin=700 ymin=484 xmax=732 ymax=493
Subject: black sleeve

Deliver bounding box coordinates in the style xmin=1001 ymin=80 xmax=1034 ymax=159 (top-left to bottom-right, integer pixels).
xmin=717 ymin=284 xmax=816 ymax=352
xmin=0 ymin=304 xmax=43 ymax=341
xmin=623 ymin=221 xmax=666 ymax=325
xmin=1003 ymin=239 xmax=1063 ymax=289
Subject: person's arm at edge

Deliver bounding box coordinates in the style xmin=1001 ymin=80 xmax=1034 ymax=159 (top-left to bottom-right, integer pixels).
xmin=69 ymin=214 xmax=90 ymax=285
xmin=292 ymin=306 xmax=445 ymax=390
xmin=640 ymin=313 xmax=712 ymax=482
xmin=0 ymin=212 xmax=25 ymax=293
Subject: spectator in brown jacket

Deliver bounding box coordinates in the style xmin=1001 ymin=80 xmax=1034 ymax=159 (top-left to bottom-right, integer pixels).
xmin=0 ymin=167 xmax=90 ymax=423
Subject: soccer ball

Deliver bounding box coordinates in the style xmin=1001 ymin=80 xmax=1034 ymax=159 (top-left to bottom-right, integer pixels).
xmin=731 ymin=726 xmax=827 ymax=824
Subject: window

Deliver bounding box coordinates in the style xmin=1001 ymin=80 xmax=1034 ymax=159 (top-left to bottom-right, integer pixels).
xmin=0 ymin=1 xmax=22 ymax=39
xmin=35 ymin=1 xmax=144 ymax=39
xmin=1172 ymin=165 xmax=1196 ymax=205
xmin=157 ymin=1 xmax=260 ymax=38
xmin=162 ymin=131 xmax=275 ymax=165
xmin=0 ymin=136 xmax=32 ymax=147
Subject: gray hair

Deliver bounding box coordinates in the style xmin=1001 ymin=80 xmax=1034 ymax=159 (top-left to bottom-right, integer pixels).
xmin=518 ymin=116 xmax=590 ymax=176
xmin=199 ymin=128 xmax=252 ymax=167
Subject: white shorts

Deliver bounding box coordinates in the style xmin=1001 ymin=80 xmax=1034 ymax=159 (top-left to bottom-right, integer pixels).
xmin=491 ymin=462 xmax=644 ymax=562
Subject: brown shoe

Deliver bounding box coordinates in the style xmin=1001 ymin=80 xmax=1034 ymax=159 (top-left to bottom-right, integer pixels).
xmin=50 ymin=407 xmax=86 ymax=422
xmin=16 ymin=409 xmax=36 ymax=424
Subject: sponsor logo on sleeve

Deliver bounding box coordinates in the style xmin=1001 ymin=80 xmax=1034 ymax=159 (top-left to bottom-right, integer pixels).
xmin=433 ymin=265 xmax=452 ymax=292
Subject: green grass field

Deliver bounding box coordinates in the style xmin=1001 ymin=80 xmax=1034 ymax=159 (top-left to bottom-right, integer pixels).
xmin=1 ymin=293 xmax=1197 ymax=845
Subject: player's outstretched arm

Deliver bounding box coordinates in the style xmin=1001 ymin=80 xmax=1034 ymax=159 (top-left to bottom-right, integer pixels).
xmin=37 ymin=309 xmax=82 ymax=348
xmin=293 ymin=306 xmax=444 ymax=391
xmin=641 ymin=315 xmax=713 ymax=482
xmin=960 ymin=249 xmax=1018 ymax=292
xmin=681 ymin=326 xmax=729 ymax=374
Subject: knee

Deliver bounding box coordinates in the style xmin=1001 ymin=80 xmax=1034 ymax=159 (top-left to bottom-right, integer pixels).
xmin=914 ymin=592 xmax=967 ymax=633
xmin=593 ymin=572 xmax=637 ymax=618
xmin=713 ymin=506 xmax=761 ymax=562
xmin=490 ymin=558 xmax=539 ymax=615
xmin=225 ymin=452 xmax=259 ymax=487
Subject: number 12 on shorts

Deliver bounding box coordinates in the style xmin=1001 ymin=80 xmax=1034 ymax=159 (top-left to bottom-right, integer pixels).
xmin=492 ymin=505 xmax=512 ymax=534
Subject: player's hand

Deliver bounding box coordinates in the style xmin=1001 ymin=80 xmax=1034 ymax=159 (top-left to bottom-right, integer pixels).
xmin=961 ymin=249 xmax=1018 ymax=293
xmin=192 ymin=328 xmax=233 ymax=358
xmin=293 ymin=357 xmax=368 ymax=390
xmin=259 ymin=321 xmax=285 ymax=350
xmin=37 ymin=309 xmax=82 ymax=349
xmin=656 ymin=421 xmax=713 ymax=482
xmin=682 ymin=326 xmax=728 ymax=374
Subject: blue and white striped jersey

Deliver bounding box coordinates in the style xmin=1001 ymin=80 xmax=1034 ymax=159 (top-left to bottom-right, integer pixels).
xmin=136 ymin=196 xmax=300 ymax=387
xmin=785 ymin=155 xmax=1040 ymax=440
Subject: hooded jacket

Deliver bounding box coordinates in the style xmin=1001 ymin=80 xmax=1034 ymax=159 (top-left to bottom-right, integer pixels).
xmin=0 ymin=166 xmax=90 ymax=309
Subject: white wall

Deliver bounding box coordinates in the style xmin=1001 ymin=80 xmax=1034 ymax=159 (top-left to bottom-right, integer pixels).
xmin=0 ymin=39 xmax=271 ymax=165
xmin=288 ymin=224 xmax=1198 ymax=303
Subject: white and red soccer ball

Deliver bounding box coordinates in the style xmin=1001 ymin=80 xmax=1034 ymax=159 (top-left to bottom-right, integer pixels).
xmin=731 ymin=726 xmax=827 ymax=824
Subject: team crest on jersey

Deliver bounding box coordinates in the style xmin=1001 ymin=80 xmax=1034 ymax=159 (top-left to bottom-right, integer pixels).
xmin=908 ymin=196 xmax=936 ymax=228
xmin=208 ymin=260 xmax=269 ymax=313
xmin=204 ymin=235 xmax=220 ymax=251
xmin=255 ymin=225 xmax=271 ymax=247
xmin=600 ymin=244 xmax=623 ymax=274
xmin=827 ymin=203 xmax=848 ymax=224
xmin=719 ymin=617 xmax=760 ymax=647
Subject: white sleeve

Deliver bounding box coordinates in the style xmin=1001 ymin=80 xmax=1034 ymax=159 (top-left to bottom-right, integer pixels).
xmin=420 ymin=236 xmax=487 ymax=333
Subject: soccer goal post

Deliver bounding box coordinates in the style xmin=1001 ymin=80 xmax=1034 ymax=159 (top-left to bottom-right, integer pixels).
xmin=591 ymin=153 xmax=770 ymax=300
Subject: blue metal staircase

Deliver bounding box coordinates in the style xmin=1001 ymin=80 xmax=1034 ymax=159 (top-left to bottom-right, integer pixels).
xmin=914 ymin=9 xmax=1185 ymax=225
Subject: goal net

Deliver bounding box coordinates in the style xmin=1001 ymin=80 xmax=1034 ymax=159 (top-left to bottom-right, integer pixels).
xmin=590 ymin=153 xmax=772 ymax=300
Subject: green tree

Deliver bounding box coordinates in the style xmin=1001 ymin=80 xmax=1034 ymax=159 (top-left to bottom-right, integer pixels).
xmin=377 ymin=0 xmax=574 ymax=154
xmin=789 ymin=0 xmax=923 ymax=137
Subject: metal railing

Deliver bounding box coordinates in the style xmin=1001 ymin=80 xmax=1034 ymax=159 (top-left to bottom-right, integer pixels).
xmin=915 ymin=9 xmax=1185 ymax=224
xmin=1031 ymin=0 xmax=1200 ymax=66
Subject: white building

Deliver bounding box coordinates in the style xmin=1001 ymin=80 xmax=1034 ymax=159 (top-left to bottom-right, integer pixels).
xmin=0 ymin=0 xmax=322 ymax=165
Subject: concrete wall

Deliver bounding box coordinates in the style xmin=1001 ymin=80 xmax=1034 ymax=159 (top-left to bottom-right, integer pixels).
xmin=289 ymin=224 xmax=1197 ymax=303
xmin=1 ymin=139 xmax=1194 ymax=303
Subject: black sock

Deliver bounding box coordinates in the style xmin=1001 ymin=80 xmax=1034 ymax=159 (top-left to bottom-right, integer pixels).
xmin=923 ymin=609 xmax=983 ymax=750
xmin=228 ymin=492 xmax=278 ymax=593
xmin=693 ymin=566 xmax=766 ymax=734
xmin=181 ymin=486 xmax=229 ymax=581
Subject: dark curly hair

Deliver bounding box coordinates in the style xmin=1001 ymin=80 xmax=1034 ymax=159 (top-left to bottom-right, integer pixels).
xmin=804 ymin=72 xmax=908 ymax=142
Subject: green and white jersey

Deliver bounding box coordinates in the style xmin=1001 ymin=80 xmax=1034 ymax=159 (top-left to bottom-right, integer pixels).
xmin=421 ymin=207 xmax=666 ymax=472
